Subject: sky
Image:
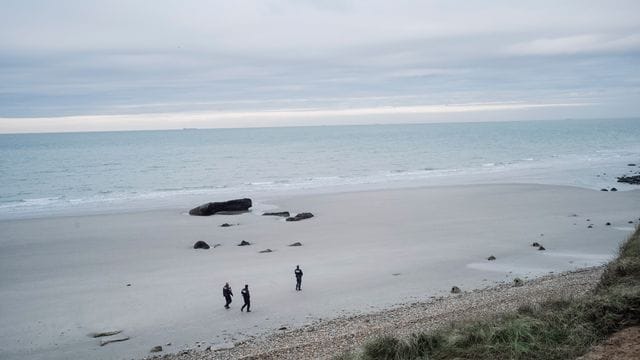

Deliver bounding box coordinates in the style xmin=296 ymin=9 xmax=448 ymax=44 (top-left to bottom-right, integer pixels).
xmin=0 ymin=0 xmax=639 ymax=133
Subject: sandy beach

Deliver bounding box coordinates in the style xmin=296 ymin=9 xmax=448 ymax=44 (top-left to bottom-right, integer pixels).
xmin=1 ymin=184 xmax=639 ymax=360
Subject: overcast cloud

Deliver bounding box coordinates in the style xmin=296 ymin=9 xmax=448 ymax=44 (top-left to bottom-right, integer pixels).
xmin=0 ymin=0 xmax=639 ymax=132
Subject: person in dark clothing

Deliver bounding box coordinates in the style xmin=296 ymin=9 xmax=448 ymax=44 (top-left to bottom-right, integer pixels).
xmin=240 ymin=284 xmax=251 ymax=312
xmin=294 ymin=265 xmax=303 ymax=291
xmin=223 ymin=282 xmax=233 ymax=309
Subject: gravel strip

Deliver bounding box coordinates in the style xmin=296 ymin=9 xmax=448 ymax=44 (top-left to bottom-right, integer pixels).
xmin=150 ymin=267 xmax=603 ymax=360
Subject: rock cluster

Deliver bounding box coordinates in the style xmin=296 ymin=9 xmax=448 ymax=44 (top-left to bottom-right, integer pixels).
xmin=618 ymin=175 xmax=640 ymax=185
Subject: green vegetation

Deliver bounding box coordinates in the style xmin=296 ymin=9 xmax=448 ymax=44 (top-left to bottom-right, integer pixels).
xmin=338 ymin=226 xmax=640 ymax=360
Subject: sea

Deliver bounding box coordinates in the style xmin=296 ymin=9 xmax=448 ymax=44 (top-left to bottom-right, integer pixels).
xmin=1 ymin=118 xmax=639 ymax=220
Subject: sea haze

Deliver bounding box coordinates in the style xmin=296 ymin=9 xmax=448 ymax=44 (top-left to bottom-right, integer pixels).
xmin=1 ymin=118 xmax=639 ymax=219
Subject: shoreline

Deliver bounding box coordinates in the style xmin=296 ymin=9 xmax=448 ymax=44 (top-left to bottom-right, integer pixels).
xmin=153 ymin=266 xmax=605 ymax=360
xmin=1 ymin=183 xmax=638 ymax=360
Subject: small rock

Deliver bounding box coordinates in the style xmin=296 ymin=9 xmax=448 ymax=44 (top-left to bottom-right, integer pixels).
xmin=286 ymin=212 xmax=314 ymax=222
xmin=588 ymin=224 xmax=593 ymax=228
xmin=278 ymin=326 xmax=287 ymax=330
xmin=628 ymin=163 xmax=636 ymax=166
xmin=259 ymin=249 xmax=273 ymax=253
xmin=513 ymin=278 xmax=524 ymax=287
xmin=451 ymin=286 xmax=461 ymax=294
xmin=220 ymin=223 xmax=233 ymax=227
xmin=288 ymin=242 xmax=302 ymax=247
xmin=126 ymin=284 xmax=131 ymax=287
xmin=606 ymin=222 xmax=611 ymax=226
xmin=487 ymin=255 xmax=496 ymax=261
xmin=238 ymin=240 xmax=251 ymax=246
xmin=263 ymin=212 xmax=290 ymax=217
xmin=193 ymin=241 xmax=210 ymax=249
xmin=150 ymin=345 xmax=163 ymax=353
xmin=600 ymin=188 xmax=608 ymax=191
xmin=538 ymin=246 xmax=546 ymax=251
xmin=610 ymin=188 xmax=618 ymax=191
xmin=629 ymin=221 xmax=634 ymax=224
xmin=532 ymin=242 xmax=540 ymax=247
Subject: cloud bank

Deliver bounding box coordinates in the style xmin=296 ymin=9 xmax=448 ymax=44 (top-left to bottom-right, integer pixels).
xmin=0 ymin=0 xmax=638 ymax=132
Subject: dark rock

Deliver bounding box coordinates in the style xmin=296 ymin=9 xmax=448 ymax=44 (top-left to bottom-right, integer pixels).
xmin=193 ymin=241 xmax=210 ymax=249
xmin=630 ymin=221 xmax=635 ymax=224
xmin=538 ymin=246 xmax=546 ymax=251
xmin=126 ymin=283 xmax=131 ymax=287
xmin=263 ymin=211 xmax=290 ymax=217
xmin=487 ymin=255 xmax=496 ymax=261
xmin=238 ymin=240 xmax=251 ymax=246
xmin=610 ymin=188 xmax=618 ymax=191
xmin=220 ymin=223 xmax=233 ymax=227
xmin=278 ymin=326 xmax=287 ymax=330
xmin=259 ymin=249 xmax=273 ymax=253
xmin=617 ymin=175 xmax=640 ymax=185
xmin=451 ymin=286 xmax=461 ymax=294
xmin=286 ymin=212 xmax=314 ymax=222
xmin=628 ymin=164 xmax=636 ymax=166
xmin=513 ymin=278 xmax=524 ymax=287
xmin=600 ymin=188 xmax=608 ymax=191
xmin=606 ymin=222 xmax=611 ymax=226
xmin=189 ymin=198 xmax=252 ymax=216
xmin=588 ymin=224 xmax=593 ymax=228
xmin=288 ymin=242 xmax=302 ymax=247
xmin=150 ymin=346 xmax=163 ymax=353
xmin=532 ymin=242 xmax=540 ymax=247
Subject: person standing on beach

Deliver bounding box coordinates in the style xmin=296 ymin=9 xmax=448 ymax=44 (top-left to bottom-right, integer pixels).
xmin=223 ymin=282 xmax=233 ymax=309
xmin=294 ymin=265 xmax=303 ymax=291
xmin=241 ymin=284 xmax=251 ymax=312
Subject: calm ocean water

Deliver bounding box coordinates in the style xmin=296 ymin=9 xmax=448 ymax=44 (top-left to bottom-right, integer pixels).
xmin=1 ymin=118 xmax=639 ymax=219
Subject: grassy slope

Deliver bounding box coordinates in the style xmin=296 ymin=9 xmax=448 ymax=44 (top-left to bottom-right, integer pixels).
xmin=338 ymin=226 xmax=640 ymax=360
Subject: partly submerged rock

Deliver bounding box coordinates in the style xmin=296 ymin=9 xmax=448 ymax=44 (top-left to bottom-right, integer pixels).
xmin=259 ymin=249 xmax=273 ymax=253
xmin=606 ymin=222 xmax=611 ymax=226
xmin=189 ymin=198 xmax=252 ymax=216
xmin=150 ymin=345 xmax=163 ymax=353
xmin=538 ymin=246 xmax=546 ymax=251
xmin=193 ymin=241 xmax=210 ymax=249
xmin=513 ymin=278 xmax=524 ymax=287
xmin=220 ymin=223 xmax=233 ymax=227
xmin=451 ymin=286 xmax=461 ymax=294
xmin=487 ymin=255 xmax=496 ymax=261
xmin=286 ymin=212 xmax=314 ymax=222
xmin=263 ymin=211 xmax=290 ymax=217
xmin=532 ymin=242 xmax=541 ymax=247
xmin=288 ymin=242 xmax=303 ymax=247
xmin=238 ymin=240 xmax=251 ymax=246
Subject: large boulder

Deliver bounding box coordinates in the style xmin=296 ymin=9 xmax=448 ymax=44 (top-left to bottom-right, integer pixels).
xmin=286 ymin=212 xmax=314 ymax=222
xmin=189 ymin=198 xmax=252 ymax=216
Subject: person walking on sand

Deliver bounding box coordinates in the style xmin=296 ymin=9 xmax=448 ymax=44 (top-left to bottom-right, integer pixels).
xmin=294 ymin=265 xmax=303 ymax=291
xmin=241 ymin=284 xmax=251 ymax=312
xmin=223 ymin=282 xmax=233 ymax=309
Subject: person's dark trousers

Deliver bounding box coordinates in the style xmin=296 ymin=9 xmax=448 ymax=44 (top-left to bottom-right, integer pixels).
xmin=224 ymin=296 xmax=232 ymax=308
xmin=296 ymin=278 xmax=302 ymax=291
xmin=241 ymin=299 xmax=251 ymax=312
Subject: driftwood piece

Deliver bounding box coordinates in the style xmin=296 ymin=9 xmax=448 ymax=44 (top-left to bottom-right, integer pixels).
xmin=100 ymin=337 xmax=130 ymax=346
xmin=91 ymin=330 xmax=122 ymax=338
